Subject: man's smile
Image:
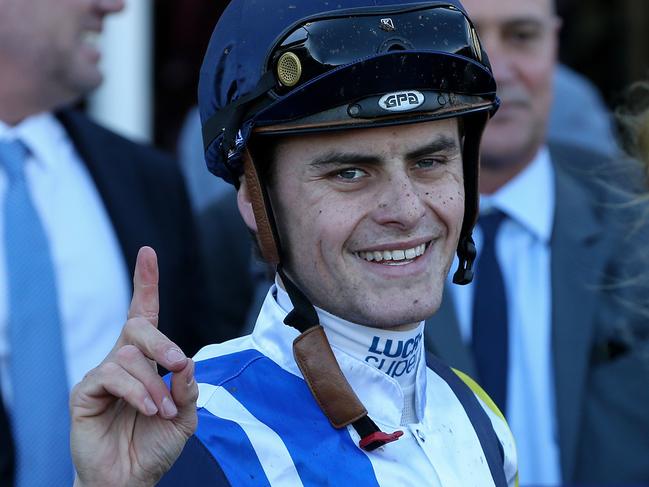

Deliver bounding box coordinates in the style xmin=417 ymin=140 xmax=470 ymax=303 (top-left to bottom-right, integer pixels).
xmin=354 ymin=241 xmax=431 ymax=265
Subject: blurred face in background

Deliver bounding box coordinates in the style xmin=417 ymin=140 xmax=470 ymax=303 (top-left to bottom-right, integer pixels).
xmin=0 ymin=0 xmax=124 ymax=115
xmin=462 ymin=0 xmax=559 ymax=191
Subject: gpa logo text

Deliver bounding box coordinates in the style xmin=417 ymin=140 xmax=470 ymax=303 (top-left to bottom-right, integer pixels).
xmin=378 ymin=90 xmax=425 ymax=112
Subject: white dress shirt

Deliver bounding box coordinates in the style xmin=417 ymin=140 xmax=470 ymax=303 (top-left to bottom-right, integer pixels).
xmin=0 ymin=113 xmax=130 ymax=408
xmin=450 ymin=148 xmax=562 ymax=485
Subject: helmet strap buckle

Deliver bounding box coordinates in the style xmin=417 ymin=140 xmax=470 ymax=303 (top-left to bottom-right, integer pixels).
xmin=452 ymin=235 xmax=477 ymax=285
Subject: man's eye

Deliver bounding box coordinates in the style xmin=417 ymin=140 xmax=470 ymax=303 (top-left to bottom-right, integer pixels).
xmin=336 ymin=168 xmax=367 ymax=180
xmin=415 ymin=158 xmax=445 ymax=169
xmin=506 ymin=27 xmax=542 ymax=45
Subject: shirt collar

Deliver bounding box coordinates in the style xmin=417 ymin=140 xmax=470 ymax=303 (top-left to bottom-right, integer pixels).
xmin=275 ymin=278 xmax=425 ymax=391
xmin=251 ymin=280 xmax=427 ymax=427
xmin=0 ymin=112 xmax=68 ymax=171
xmin=480 ymin=146 xmax=555 ymax=243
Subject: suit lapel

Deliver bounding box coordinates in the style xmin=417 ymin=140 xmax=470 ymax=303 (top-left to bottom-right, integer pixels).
xmin=550 ymin=161 xmax=610 ymax=481
xmin=56 ymin=109 xmax=142 ymax=279
xmin=424 ymin=289 xmax=477 ymax=377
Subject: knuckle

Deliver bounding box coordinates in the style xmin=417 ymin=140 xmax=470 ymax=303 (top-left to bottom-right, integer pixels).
xmin=115 ymin=344 xmax=142 ymax=364
xmin=126 ymin=381 xmax=147 ymax=402
xmin=152 ymin=340 xmax=170 ymax=358
xmin=81 ymin=366 xmax=97 ymax=382
xmin=70 ymin=381 xmax=82 ymax=398
xmin=98 ymin=361 xmax=121 ymax=377
xmin=122 ymin=317 xmax=150 ymax=341
xmin=151 ymin=336 xmax=177 ymax=359
xmin=141 ymin=311 xmax=159 ymax=322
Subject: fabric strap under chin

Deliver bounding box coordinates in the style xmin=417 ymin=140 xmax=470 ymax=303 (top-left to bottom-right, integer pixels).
xmin=278 ymin=266 xmax=403 ymax=451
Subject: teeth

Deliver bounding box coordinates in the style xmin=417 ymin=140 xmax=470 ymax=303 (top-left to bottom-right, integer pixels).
xmin=392 ymin=249 xmax=405 ymax=260
xmin=357 ymin=243 xmax=427 ymax=263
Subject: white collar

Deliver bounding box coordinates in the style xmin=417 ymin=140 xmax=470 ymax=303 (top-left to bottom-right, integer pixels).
xmin=480 ymin=147 xmax=555 ymax=244
xmin=0 ymin=112 xmax=68 ymax=172
xmin=275 ymin=279 xmax=424 ymax=392
xmin=250 ymin=283 xmax=428 ymax=427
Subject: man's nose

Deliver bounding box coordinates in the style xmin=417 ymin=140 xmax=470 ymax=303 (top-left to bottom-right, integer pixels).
xmin=373 ymin=177 xmax=427 ymax=231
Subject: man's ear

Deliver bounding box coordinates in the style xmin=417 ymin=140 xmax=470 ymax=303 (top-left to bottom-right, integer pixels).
xmin=237 ymin=177 xmax=258 ymax=232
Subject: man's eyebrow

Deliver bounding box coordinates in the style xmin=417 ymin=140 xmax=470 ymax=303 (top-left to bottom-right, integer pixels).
xmin=308 ymin=152 xmax=381 ymax=168
xmin=405 ymin=136 xmax=460 ymax=160
xmin=502 ymin=17 xmax=548 ymax=29
xmin=474 ymin=16 xmax=546 ymax=32
xmin=308 ymin=136 xmax=459 ymax=169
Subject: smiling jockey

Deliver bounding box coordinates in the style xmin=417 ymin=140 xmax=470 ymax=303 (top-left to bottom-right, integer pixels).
xmin=69 ymin=1 xmax=519 ymax=486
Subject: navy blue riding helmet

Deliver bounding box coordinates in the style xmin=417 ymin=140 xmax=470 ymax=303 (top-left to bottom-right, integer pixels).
xmin=198 ymin=0 xmax=498 ymax=285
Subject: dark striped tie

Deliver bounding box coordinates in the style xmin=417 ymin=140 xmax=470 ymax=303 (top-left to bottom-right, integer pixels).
xmin=471 ymin=209 xmax=509 ymax=413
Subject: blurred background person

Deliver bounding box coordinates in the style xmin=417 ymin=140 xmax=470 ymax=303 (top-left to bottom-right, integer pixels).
xmin=549 ymin=63 xmax=618 ymax=158
xmin=0 ymin=0 xmax=232 ymax=485
xmin=423 ymin=0 xmax=649 ymax=485
xmin=177 ymin=106 xmax=232 ymax=213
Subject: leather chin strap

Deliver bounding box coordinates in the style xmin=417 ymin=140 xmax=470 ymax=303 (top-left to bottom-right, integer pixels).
xmin=243 ymin=149 xmax=280 ymax=265
xmin=242 ymin=152 xmax=402 ymax=451
xmin=279 ymin=267 xmax=403 ymax=451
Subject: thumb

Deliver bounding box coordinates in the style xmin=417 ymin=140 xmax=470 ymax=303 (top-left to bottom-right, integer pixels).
xmin=170 ymin=359 xmax=198 ymax=437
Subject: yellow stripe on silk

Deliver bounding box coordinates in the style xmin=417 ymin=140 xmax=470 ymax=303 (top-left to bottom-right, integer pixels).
xmin=452 ymin=368 xmax=519 ymax=487
xmin=452 ymin=368 xmax=505 ymax=421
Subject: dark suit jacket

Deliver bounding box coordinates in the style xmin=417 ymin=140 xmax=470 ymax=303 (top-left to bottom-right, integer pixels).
xmin=199 ymin=190 xmax=272 ymax=337
xmin=425 ymin=144 xmax=649 ymax=484
xmin=0 ymin=109 xmax=232 ymax=486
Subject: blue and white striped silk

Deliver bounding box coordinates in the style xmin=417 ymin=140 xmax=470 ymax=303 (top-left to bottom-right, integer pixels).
xmin=159 ymin=287 xmax=518 ymax=486
xmin=1 ymin=139 xmax=74 ymax=487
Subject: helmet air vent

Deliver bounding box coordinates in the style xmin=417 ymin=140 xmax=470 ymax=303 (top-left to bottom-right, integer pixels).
xmin=277 ymin=52 xmax=302 ymax=87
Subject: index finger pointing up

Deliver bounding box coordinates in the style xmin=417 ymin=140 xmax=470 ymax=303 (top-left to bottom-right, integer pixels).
xmin=128 ymin=246 xmax=160 ymax=328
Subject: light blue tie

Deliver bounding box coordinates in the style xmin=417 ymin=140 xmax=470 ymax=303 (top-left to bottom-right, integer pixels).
xmin=1 ymin=139 xmax=73 ymax=486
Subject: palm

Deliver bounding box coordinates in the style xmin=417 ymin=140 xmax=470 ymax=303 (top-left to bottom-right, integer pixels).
xmin=72 ymin=393 xmax=194 ymax=487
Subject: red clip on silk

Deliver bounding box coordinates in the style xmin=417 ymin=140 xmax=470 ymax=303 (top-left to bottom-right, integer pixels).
xmin=359 ymin=430 xmax=404 ymax=452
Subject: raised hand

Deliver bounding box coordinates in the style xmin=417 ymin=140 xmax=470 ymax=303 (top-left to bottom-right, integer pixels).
xmin=70 ymin=247 xmax=198 ymax=487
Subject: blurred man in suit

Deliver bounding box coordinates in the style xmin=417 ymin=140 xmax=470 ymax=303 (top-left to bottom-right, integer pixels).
xmin=424 ymin=0 xmax=649 ymax=484
xmin=0 ymin=0 xmax=229 ymax=485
